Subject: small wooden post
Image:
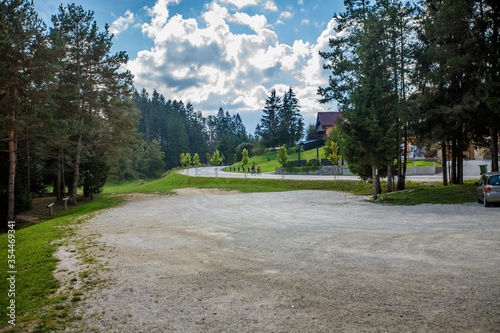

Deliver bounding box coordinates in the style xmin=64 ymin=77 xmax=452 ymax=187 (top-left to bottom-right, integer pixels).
xmin=47 ymin=203 xmax=54 ymax=216
xmin=62 ymin=197 xmax=69 ymax=210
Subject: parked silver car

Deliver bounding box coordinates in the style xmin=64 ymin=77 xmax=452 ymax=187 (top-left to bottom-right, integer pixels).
xmin=476 ymin=171 xmax=500 ymax=207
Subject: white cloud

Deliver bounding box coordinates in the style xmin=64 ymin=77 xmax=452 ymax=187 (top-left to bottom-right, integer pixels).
xmin=218 ymin=0 xmax=260 ymax=10
xmin=263 ymin=0 xmax=278 ymax=11
xmin=279 ymin=11 xmax=293 ymax=20
xmin=110 ymin=10 xmax=135 ymax=36
xmin=129 ymin=0 xmax=338 ymax=132
xmin=231 ymin=12 xmax=268 ymax=33
xmin=142 ymin=0 xmax=180 ymax=40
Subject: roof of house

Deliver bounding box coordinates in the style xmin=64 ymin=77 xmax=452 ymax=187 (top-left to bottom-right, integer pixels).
xmin=316 ymin=112 xmax=341 ymax=129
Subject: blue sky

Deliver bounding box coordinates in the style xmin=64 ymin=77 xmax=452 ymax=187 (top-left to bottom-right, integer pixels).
xmin=35 ymin=0 xmax=346 ymax=134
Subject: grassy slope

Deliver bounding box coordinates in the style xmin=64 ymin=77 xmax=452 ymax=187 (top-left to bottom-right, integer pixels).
xmin=104 ymin=172 xmax=374 ymax=195
xmin=223 ymin=148 xmax=327 ymax=173
xmin=380 ymin=180 xmax=477 ymax=205
xmin=0 ymin=196 xmax=123 ymax=332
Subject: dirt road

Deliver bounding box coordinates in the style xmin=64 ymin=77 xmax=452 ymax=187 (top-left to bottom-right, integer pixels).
xmin=61 ymin=189 xmax=500 ymax=332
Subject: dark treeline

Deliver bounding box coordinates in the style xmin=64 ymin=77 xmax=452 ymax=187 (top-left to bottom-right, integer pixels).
xmin=130 ymin=88 xmax=251 ymax=172
xmin=255 ymin=87 xmax=305 ymax=149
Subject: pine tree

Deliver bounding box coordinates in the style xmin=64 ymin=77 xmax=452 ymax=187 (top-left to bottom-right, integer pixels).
xmin=278 ymin=87 xmax=304 ymax=147
xmin=256 ymin=89 xmax=281 ymax=148
xmin=0 ymin=0 xmax=53 ymax=222
xmin=319 ymin=1 xmax=398 ymax=199
xmin=51 ymin=4 xmax=138 ymax=202
xmin=413 ymin=0 xmax=492 ymax=184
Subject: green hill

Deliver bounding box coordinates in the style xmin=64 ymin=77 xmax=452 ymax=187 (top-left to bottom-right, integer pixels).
xmin=224 ymin=146 xmax=327 ymax=173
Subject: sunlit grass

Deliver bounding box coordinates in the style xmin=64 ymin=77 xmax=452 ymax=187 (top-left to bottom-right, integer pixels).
xmin=0 ymin=197 xmax=123 ymax=331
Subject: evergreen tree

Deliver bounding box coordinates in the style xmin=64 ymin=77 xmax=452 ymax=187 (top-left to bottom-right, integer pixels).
xmin=51 ymin=4 xmax=138 ymax=203
xmin=413 ymin=0 xmax=496 ymax=183
xmin=319 ymin=1 xmax=398 ymax=198
xmin=256 ymin=89 xmax=281 ymax=148
xmin=278 ymin=87 xmax=304 ymax=147
xmin=0 ymin=0 xmax=53 ymax=222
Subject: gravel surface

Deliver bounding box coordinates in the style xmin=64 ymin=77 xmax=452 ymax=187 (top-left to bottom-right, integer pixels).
xmin=61 ymin=189 xmax=500 ymax=332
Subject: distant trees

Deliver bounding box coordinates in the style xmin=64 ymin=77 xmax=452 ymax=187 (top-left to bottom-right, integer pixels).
xmin=134 ymin=92 xmax=249 ymax=168
xmin=134 ymin=90 xmax=205 ymax=170
xmin=256 ymin=87 xmax=304 ymax=148
xmin=207 ymin=108 xmax=248 ymax=165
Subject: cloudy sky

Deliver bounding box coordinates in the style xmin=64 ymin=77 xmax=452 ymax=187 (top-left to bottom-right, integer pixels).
xmin=35 ymin=0 xmax=345 ymax=134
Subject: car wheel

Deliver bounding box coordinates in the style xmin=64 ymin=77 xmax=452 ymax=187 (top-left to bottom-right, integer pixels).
xmin=477 ymin=195 xmax=482 ymax=203
xmin=484 ymin=196 xmax=490 ymax=207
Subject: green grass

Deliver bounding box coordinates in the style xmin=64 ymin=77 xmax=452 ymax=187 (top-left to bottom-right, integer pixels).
xmin=103 ymin=172 xmax=374 ymax=195
xmin=406 ymin=160 xmax=442 ymax=167
xmin=223 ymin=147 xmax=327 ymax=173
xmin=223 ymin=146 xmax=440 ymax=173
xmin=103 ymin=171 xmax=476 ymax=205
xmin=0 ymin=196 xmax=123 ymax=332
xmin=379 ymin=180 xmax=476 ymax=205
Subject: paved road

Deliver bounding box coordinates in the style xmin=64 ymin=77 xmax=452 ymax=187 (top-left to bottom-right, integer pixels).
xmin=181 ymin=159 xmax=492 ymax=182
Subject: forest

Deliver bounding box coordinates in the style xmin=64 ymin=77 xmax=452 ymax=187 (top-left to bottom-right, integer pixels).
xmin=1 ymin=0 xmax=500 ymax=222
xmin=318 ymin=0 xmax=499 ymax=197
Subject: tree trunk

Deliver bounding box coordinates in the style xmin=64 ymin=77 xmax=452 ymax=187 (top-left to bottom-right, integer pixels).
xmin=398 ymin=123 xmax=408 ymax=191
xmin=70 ymin=118 xmax=83 ymax=205
xmin=442 ymin=140 xmax=448 ymax=186
xmin=387 ymin=164 xmax=393 ymax=193
xmin=61 ymin=145 xmax=66 ymax=198
xmin=26 ymin=128 xmax=31 ymax=198
xmin=372 ymin=166 xmax=381 ymax=200
xmin=7 ymin=86 xmax=18 ymax=222
xmin=451 ymin=138 xmax=457 ymax=184
xmin=396 ymin=127 xmax=403 ymax=190
xmin=56 ymin=147 xmax=63 ymax=201
xmin=491 ymin=128 xmax=499 ymax=172
xmin=8 ymin=128 xmax=17 ymax=222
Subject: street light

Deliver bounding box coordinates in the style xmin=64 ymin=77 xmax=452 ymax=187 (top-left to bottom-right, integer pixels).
xmin=299 ymin=142 xmax=305 ymax=161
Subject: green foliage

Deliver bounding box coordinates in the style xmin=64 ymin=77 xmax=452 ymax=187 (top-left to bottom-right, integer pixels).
xmin=241 ymin=148 xmax=249 ymax=167
xmin=135 ymin=91 xmax=211 ymax=170
xmin=180 ymin=152 xmax=192 ymax=167
xmin=235 ymin=142 xmax=256 ymax=161
xmin=277 ymin=145 xmax=288 ymax=166
xmin=324 ymin=140 xmax=342 ymax=165
xmin=256 ymin=87 xmax=304 ymax=148
xmin=192 ymin=153 xmax=202 ymax=167
xmin=142 ymin=140 xmax=165 ymax=178
xmin=209 ymin=150 xmax=224 ymax=166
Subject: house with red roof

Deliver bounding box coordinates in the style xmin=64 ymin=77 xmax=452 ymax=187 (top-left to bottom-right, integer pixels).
xmin=315 ymin=112 xmax=341 ymax=138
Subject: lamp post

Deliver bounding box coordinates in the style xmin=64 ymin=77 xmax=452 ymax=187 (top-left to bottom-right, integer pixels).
xmin=299 ymin=142 xmax=305 ymax=161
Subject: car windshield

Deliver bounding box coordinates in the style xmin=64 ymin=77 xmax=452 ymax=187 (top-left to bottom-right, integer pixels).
xmin=488 ymin=175 xmax=500 ymax=185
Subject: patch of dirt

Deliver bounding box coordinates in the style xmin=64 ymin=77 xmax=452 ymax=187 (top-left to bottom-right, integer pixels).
xmin=59 ymin=189 xmax=500 ymax=332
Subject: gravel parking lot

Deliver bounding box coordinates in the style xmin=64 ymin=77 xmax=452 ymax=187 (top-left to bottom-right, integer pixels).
xmin=62 ymin=189 xmax=500 ymax=332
